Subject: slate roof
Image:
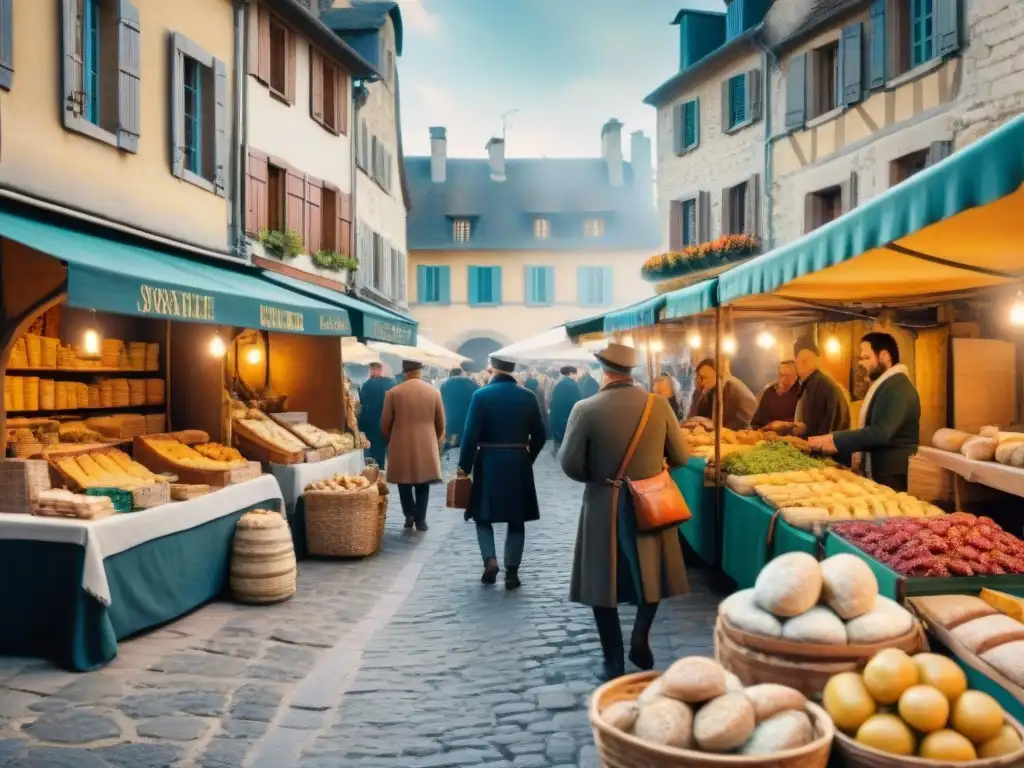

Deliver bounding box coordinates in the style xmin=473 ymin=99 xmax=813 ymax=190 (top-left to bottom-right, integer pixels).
xmin=321 ymin=0 xmax=403 ymax=56
xmin=765 ymin=0 xmax=867 ymax=52
xmin=405 ymin=157 xmax=660 ymax=251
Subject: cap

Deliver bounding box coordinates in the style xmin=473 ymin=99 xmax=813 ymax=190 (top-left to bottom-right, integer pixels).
xmin=402 ymin=360 xmax=424 ymax=372
xmin=489 ymin=355 xmax=516 ymax=374
xmin=594 ymin=343 xmax=639 ymax=375
xmin=560 ymin=365 xmax=578 ymax=376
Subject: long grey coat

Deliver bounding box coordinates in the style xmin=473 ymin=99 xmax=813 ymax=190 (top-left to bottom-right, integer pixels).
xmin=559 ymin=383 xmax=690 ymax=608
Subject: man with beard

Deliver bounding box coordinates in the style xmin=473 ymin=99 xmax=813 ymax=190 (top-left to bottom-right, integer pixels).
xmin=808 ymin=332 xmax=920 ymax=491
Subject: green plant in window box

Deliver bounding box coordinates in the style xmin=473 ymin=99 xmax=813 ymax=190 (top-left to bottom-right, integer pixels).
xmin=258 ymin=228 xmax=304 ymax=259
xmin=313 ymin=250 xmax=360 ymax=272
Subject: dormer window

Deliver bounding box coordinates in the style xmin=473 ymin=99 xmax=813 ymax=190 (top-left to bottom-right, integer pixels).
xmin=583 ymin=218 xmax=605 ymax=238
xmin=453 ymin=218 xmax=472 ymax=243
xmin=533 ymin=218 xmax=551 ymax=239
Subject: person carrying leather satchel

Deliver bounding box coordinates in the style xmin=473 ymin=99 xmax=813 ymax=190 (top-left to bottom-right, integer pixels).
xmin=558 ymin=343 xmax=691 ymax=681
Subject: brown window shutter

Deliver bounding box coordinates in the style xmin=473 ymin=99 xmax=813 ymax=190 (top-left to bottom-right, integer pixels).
xmin=309 ymin=49 xmax=323 ymax=123
xmin=721 ymin=187 xmax=732 ymax=236
xmin=285 ymin=168 xmax=305 ymax=239
xmin=285 ymin=29 xmax=297 ymax=105
xmin=321 ymin=187 xmax=337 ymax=251
xmin=745 ymin=173 xmax=761 ymax=238
xmin=338 ymin=192 xmax=352 ymax=257
xmin=304 ymin=176 xmax=323 ymax=255
xmin=256 ymin=6 xmax=270 ymax=83
xmin=668 ymin=201 xmax=682 ymax=251
xmin=338 ymin=71 xmax=349 ymax=136
xmin=246 ymin=149 xmax=269 ymax=236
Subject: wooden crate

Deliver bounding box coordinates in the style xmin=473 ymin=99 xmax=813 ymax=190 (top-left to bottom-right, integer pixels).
xmin=132 ymin=436 xmax=234 ymax=487
xmin=231 ymin=420 xmax=305 ymax=466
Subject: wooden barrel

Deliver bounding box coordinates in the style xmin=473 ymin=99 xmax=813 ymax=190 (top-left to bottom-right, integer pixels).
xmin=230 ymin=509 xmax=296 ymax=605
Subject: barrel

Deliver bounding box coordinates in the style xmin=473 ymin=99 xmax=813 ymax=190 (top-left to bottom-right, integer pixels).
xmin=230 ymin=509 xmax=297 ymax=605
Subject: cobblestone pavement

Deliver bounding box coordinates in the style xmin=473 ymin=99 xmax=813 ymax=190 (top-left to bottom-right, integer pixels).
xmin=0 ymin=450 xmax=726 ymax=767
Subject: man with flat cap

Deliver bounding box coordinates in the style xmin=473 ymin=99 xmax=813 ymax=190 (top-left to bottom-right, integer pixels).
xmin=548 ymin=365 xmax=582 ymax=455
xmin=381 ymin=360 xmax=445 ymax=531
xmin=358 ymin=361 xmax=395 ymax=469
xmin=458 ymin=355 xmax=546 ymax=589
xmin=559 ymin=343 xmax=690 ymax=680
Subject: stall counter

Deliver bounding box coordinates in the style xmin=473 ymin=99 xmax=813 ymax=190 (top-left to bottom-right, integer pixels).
xmin=0 ymin=475 xmax=284 ymax=672
xmin=671 ymin=458 xmax=717 ymax=567
xmin=270 ymin=450 xmax=365 ymax=559
xmin=720 ymin=488 xmax=818 ymax=589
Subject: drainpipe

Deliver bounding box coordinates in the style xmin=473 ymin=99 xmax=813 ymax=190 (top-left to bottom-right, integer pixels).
xmin=350 ymin=78 xmax=373 ymax=292
xmin=755 ymin=35 xmax=777 ymax=250
xmin=233 ymin=0 xmax=251 ymax=259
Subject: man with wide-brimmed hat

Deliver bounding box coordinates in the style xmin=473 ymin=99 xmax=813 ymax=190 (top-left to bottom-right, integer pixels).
xmin=458 ymin=355 xmax=546 ymax=589
xmin=381 ymin=360 xmax=445 ymax=531
xmin=559 ymin=343 xmax=690 ymax=680
xmin=358 ymin=361 xmax=395 ymax=469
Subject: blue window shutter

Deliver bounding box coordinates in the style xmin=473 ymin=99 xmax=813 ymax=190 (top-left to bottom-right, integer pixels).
xmin=468 ymin=266 xmax=479 ymax=305
xmin=544 ymin=267 xmax=554 ymax=305
xmin=0 ymin=0 xmax=13 ymax=91
xmin=524 ymin=266 xmax=534 ymax=303
xmin=416 ymin=265 xmax=428 ymax=303
xmin=840 ymin=23 xmax=863 ymax=107
xmin=935 ymin=0 xmax=960 ymax=57
xmin=868 ymin=0 xmax=887 ymax=89
xmin=784 ymin=52 xmax=807 ymax=130
xmin=491 ymin=267 xmax=502 ymax=305
xmin=116 ymin=0 xmax=141 ymax=153
xmin=439 ymin=266 xmax=451 ymax=304
xmin=672 ymin=104 xmax=684 ymax=154
xmin=601 ymin=267 xmax=613 ymax=306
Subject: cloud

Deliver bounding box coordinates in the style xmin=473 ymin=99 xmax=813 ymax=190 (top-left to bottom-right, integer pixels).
xmin=396 ymin=0 xmax=440 ymax=38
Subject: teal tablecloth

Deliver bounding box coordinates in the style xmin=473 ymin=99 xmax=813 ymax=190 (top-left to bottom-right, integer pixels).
xmin=671 ymin=458 xmax=718 ymax=567
xmin=0 ymin=498 xmax=277 ymax=672
xmin=721 ymin=489 xmax=818 ymax=589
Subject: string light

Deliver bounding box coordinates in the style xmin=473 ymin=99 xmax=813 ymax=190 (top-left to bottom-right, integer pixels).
xmin=245 ymin=346 xmax=262 ymax=365
xmin=208 ymin=335 xmax=226 ymax=358
xmin=1011 ymin=292 xmax=1024 ymax=327
xmin=825 ymin=336 xmax=842 ymax=357
xmin=687 ymin=331 xmax=702 ymax=349
xmin=80 ymin=311 xmax=102 ymax=360
xmin=722 ymin=336 xmax=737 ymax=356
xmin=756 ymin=331 xmax=776 ymax=349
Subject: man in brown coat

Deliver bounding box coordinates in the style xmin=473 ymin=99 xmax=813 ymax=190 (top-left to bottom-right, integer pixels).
xmin=559 ymin=343 xmax=690 ymax=680
xmin=381 ymin=360 xmax=445 ymax=532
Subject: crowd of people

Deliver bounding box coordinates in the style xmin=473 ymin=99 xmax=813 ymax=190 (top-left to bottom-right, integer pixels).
xmin=350 ymin=329 xmax=921 ymax=680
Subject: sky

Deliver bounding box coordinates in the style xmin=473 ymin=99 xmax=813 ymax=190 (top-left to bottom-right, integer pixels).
xmin=396 ymin=0 xmax=726 ymax=162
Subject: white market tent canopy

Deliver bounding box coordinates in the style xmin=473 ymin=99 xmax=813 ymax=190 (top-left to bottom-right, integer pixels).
xmin=342 ymin=336 xmax=467 ymax=368
xmin=492 ymin=326 xmax=604 ymax=364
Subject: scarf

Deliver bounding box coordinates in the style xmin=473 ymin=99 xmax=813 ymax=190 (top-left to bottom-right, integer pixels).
xmin=854 ymin=363 xmax=909 ymax=478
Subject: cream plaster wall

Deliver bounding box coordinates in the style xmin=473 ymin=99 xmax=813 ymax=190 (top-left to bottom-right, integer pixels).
xmin=0 ymin=0 xmax=235 ymax=252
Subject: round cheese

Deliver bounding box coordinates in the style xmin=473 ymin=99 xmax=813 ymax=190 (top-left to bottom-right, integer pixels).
xmin=754 ymin=552 xmax=822 ymax=618
xmin=782 ymin=606 xmax=848 ymax=645
xmin=820 ymin=553 xmax=878 ymax=619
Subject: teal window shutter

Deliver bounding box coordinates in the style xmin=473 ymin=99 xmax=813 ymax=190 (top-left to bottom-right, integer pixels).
xmin=416 ymin=265 xmax=428 ymax=303
xmin=491 ymin=266 xmax=502 ymax=305
xmin=526 ymin=266 xmax=553 ymax=305
xmin=868 ymin=0 xmax=887 ymax=89
xmin=576 ymin=266 xmax=588 ymax=305
xmin=468 ymin=266 xmax=480 ymax=305
xmin=544 ymin=266 xmax=554 ymax=305
xmin=840 ymin=23 xmax=863 ymax=107
xmin=911 ymin=0 xmax=935 ymax=67
xmin=729 ymin=74 xmax=746 ymax=128
xmin=600 ymin=267 xmax=613 ymax=306
xmin=785 ymin=52 xmax=808 ymax=130
xmin=439 ymin=266 xmax=451 ymax=305
xmin=684 ymin=100 xmax=698 ymax=149
xmin=934 ymin=0 xmax=960 ymax=57
xmin=84 ymin=0 xmax=100 ymax=124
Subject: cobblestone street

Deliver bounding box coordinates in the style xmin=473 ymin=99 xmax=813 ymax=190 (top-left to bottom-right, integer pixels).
xmin=0 ymin=451 xmax=725 ymax=767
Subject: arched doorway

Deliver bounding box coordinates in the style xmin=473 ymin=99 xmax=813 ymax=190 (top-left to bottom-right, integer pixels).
xmin=457 ymin=337 xmax=503 ymax=369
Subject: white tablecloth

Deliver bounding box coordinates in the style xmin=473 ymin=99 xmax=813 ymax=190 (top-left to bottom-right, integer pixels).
xmin=0 ymin=474 xmax=284 ymax=606
xmin=270 ymin=449 xmax=365 ymax=514
xmin=916 ymin=446 xmax=1024 ymax=498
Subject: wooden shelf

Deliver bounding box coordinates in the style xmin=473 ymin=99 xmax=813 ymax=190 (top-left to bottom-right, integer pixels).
xmin=6 ymin=403 xmax=166 ymax=415
xmin=5 ymin=368 xmax=161 ymax=376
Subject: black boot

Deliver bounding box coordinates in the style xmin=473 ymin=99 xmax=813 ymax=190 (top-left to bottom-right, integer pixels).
xmin=415 ymin=519 xmax=429 ymax=532
xmin=404 ymin=516 xmax=414 ymax=529
xmin=481 ymin=558 xmax=499 ymax=585
xmin=602 ymin=647 xmax=625 ymax=681
xmin=628 ymin=602 xmax=659 ymax=671
xmin=505 ymin=567 xmax=521 ymax=591
xmin=593 ymin=607 xmax=625 ymax=681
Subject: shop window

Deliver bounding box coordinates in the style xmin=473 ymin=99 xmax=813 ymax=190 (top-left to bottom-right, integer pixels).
xmin=577 ymin=266 xmax=613 ymax=308
xmin=453 ymin=218 xmax=472 ymax=243
xmin=171 ymin=34 xmax=225 ymax=195
xmin=583 ymin=218 xmax=605 ymax=238
xmin=533 ymin=218 xmax=551 ymax=239
xmin=812 ymin=41 xmax=840 ymax=118
xmin=525 ymin=266 xmax=554 ymax=306
xmin=468 ymin=266 xmax=501 ymax=306
xmin=267 ymin=163 xmax=286 ymax=232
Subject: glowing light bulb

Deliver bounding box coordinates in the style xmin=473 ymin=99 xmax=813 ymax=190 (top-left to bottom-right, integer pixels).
xmin=82 ymin=329 xmax=101 ymax=357
xmin=209 ymin=335 xmax=226 ymax=358
xmin=622 ymin=335 xmax=633 ymax=347
xmin=825 ymin=336 xmax=842 ymax=357
xmin=1012 ymin=295 xmax=1024 ymax=327
xmin=245 ymin=346 xmax=262 ymax=365
xmin=649 ymin=340 xmax=663 ymax=353
xmin=756 ymin=331 xmax=776 ymax=349
xmin=687 ymin=331 xmax=702 ymax=349
xmin=722 ymin=336 xmax=737 ymax=356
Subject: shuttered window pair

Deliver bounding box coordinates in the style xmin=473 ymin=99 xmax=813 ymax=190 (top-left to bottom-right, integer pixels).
xmin=250 ymin=6 xmax=295 ymax=104
xmin=61 ymin=0 xmax=140 ymax=152
xmin=416 ymin=266 xmax=450 ymax=305
xmin=721 ymin=175 xmax=761 ymax=238
xmin=668 ymin=192 xmax=709 ymax=251
xmin=577 ymin=266 xmax=613 ymax=308
xmin=310 ymin=49 xmax=348 ymax=135
xmin=672 ymin=99 xmax=699 ymax=155
xmin=525 ymin=266 xmax=554 ymax=306
xmin=468 ymin=266 xmax=502 ymax=306
xmin=170 ymin=33 xmax=228 ymax=196
xmin=721 ymin=69 xmax=761 ymax=133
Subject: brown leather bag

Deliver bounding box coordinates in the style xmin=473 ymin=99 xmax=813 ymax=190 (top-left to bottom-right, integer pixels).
xmin=616 ymin=394 xmax=691 ymax=533
xmin=446 ymin=476 xmax=472 ymax=509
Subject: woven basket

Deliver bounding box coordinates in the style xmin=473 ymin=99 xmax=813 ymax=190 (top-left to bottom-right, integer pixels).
xmin=0 ymin=459 xmax=51 ymax=514
xmin=230 ymin=509 xmax=296 ymax=604
xmin=376 ymin=494 xmax=388 ymax=548
xmin=12 ymin=441 xmax=43 ymax=459
xmin=305 ymin=485 xmax=381 ymax=557
xmin=590 ymin=671 xmax=834 ymax=768
xmin=833 ymin=716 xmax=1024 ymax=768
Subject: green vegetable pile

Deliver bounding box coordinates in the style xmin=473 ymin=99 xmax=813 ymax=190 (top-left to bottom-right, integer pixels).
xmin=721 ymin=441 xmax=825 ymax=476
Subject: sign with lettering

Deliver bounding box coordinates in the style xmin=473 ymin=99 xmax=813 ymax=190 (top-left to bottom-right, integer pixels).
xmin=319 ymin=313 xmax=351 ymax=334
xmin=363 ymin=317 xmax=415 ymax=345
xmin=136 ymin=284 xmax=216 ymax=321
xmin=259 ymin=305 xmax=305 ymax=332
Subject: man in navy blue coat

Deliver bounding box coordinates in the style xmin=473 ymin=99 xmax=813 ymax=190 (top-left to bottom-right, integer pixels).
xmin=358 ymin=362 xmax=395 ymax=469
xmin=548 ymin=365 xmax=581 ymax=454
xmin=440 ymin=366 xmax=479 ymax=455
xmin=458 ymin=355 xmax=546 ymax=590
xmin=577 ymin=365 xmax=600 ymax=399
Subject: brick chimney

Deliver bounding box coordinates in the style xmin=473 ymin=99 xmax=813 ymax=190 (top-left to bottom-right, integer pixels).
xmin=601 ymin=119 xmax=624 ymax=187
xmin=486 ymin=137 xmax=506 ymax=181
xmin=630 ymin=130 xmax=653 ymax=206
xmin=429 ymin=126 xmax=447 ymax=183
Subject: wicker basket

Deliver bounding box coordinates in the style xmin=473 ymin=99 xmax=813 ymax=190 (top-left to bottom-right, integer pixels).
xmin=833 ymin=717 xmax=1024 ymax=768
xmin=12 ymin=441 xmax=43 ymax=459
xmin=305 ymin=484 xmax=381 ymax=557
xmin=230 ymin=509 xmax=296 ymax=604
xmin=590 ymin=671 xmax=834 ymax=768
xmin=376 ymin=493 xmax=388 ymax=548
xmin=0 ymin=459 xmax=51 ymax=514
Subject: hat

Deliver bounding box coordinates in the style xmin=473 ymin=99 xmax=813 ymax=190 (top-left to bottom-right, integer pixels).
xmin=489 ymin=355 xmax=516 ymax=374
xmin=560 ymin=365 xmax=577 ymax=376
xmin=402 ymin=359 xmax=424 ymax=372
xmin=594 ymin=343 xmax=638 ymax=375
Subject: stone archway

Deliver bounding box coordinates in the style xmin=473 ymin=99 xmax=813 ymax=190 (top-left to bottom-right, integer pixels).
xmin=457 ymin=337 xmax=503 ymax=369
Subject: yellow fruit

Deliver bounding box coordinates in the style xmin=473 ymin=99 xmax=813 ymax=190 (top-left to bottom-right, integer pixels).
xmin=823 ymin=672 xmax=877 ymax=732
xmin=863 ymin=649 xmax=918 ymax=705
xmin=914 ymin=653 xmax=967 ymax=703
xmin=855 ymin=714 xmax=915 ymax=756
xmin=951 ymin=690 xmax=1005 ymax=744
xmin=978 ymin=724 xmax=1024 ymax=758
xmin=919 ymin=729 xmax=978 ymax=761
xmin=898 ymin=685 xmax=949 ymax=733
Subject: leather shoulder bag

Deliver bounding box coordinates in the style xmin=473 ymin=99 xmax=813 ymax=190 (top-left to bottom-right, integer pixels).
xmin=616 ymin=394 xmax=691 ymax=533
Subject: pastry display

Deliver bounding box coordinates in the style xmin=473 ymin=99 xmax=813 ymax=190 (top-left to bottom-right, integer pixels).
xmin=54 ymin=449 xmax=160 ymax=490
xmin=193 ymin=442 xmax=245 ymax=463
xmin=287 ymin=421 xmax=354 ymax=452
xmin=144 ymin=437 xmax=247 ymax=469
xmin=683 ymin=425 xmax=811 ymax=456
xmin=236 ymin=412 xmax=307 ymax=453
xmin=305 ymin=474 xmax=371 ymax=492
xmin=32 ymin=489 xmax=115 ymax=520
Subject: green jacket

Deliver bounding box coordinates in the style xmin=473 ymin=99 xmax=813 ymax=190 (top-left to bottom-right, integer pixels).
xmin=833 ymin=372 xmax=920 ymax=480
xmin=798 ymin=369 xmax=850 ymax=437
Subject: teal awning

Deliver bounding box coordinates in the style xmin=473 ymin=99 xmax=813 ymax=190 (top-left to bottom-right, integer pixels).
xmin=663 ymin=278 xmax=719 ymax=320
xmin=260 ymin=271 xmax=417 ymax=345
xmin=719 ymin=115 xmax=1024 ymax=307
xmin=0 ymin=209 xmax=353 ymax=335
xmin=604 ymin=295 xmax=667 ymax=334
xmin=564 ymin=310 xmax=606 ymax=339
